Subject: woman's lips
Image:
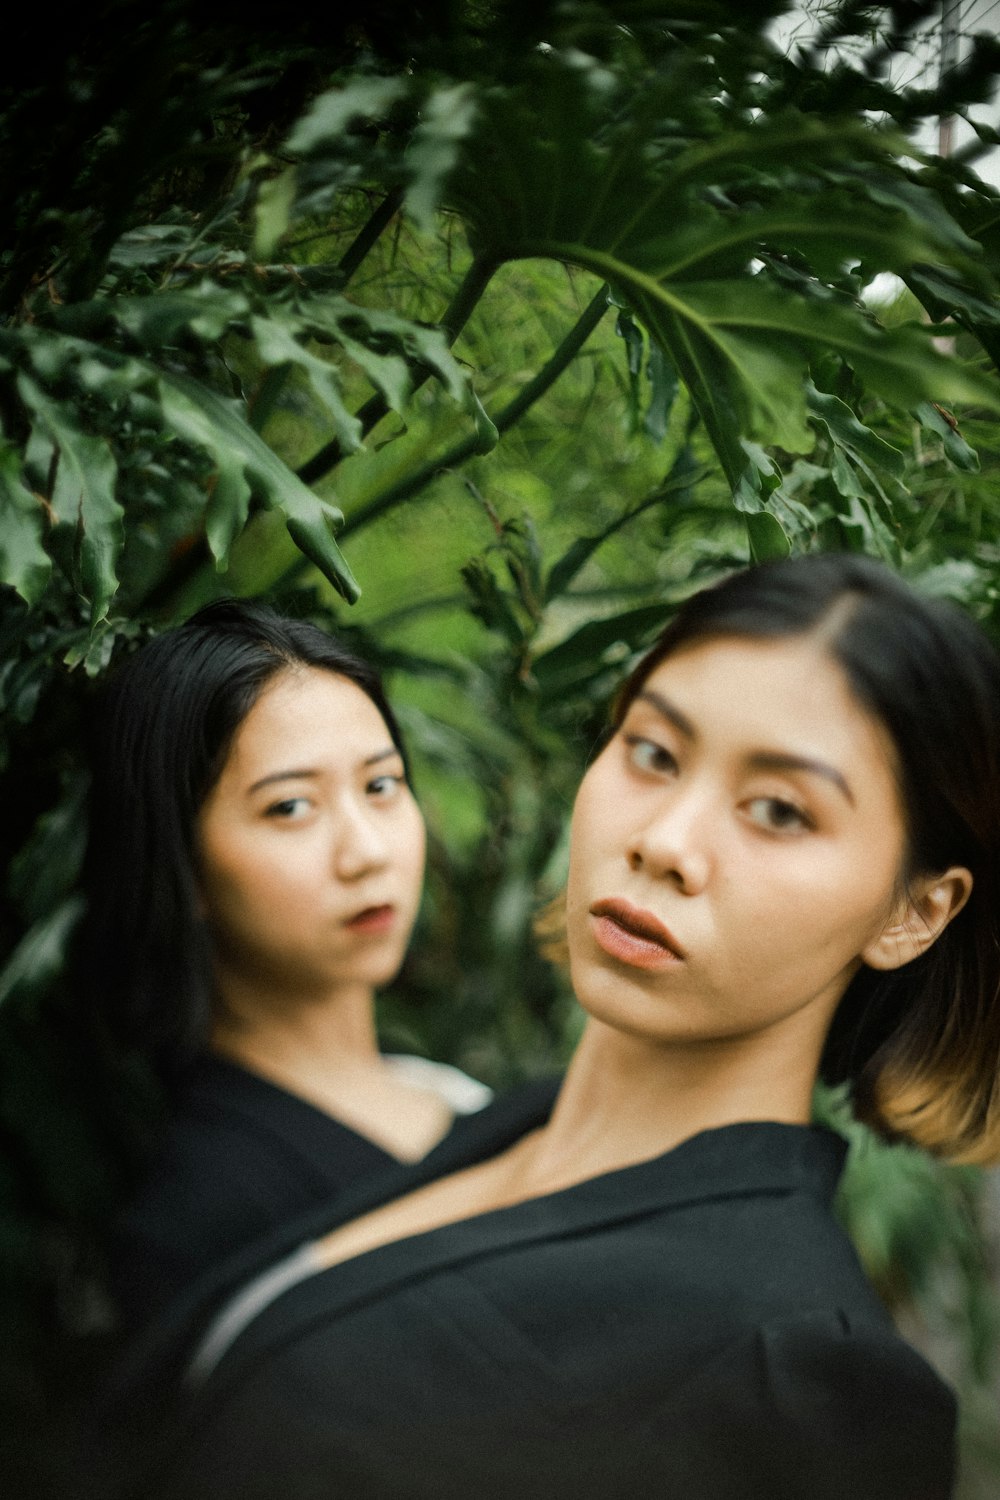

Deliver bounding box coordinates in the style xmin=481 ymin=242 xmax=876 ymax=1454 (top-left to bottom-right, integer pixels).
xmin=344 ymin=904 xmax=396 ymax=935
xmin=589 ymin=898 xmax=684 ymax=971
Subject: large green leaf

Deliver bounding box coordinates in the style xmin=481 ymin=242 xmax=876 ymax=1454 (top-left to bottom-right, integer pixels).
xmin=447 ymin=51 xmax=1000 ymax=489
xmin=4 ymin=324 xmax=360 ymax=605
xmin=159 ymin=372 xmax=360 ymax=602
xmin=250 ymin=313 xmax=364 ymax=454
xmin=16 ymin=375 xmax=122 ymax=623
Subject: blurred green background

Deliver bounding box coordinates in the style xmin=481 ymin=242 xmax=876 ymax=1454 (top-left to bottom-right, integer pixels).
xmin=2 ymin=1 xmax=1000 ymax=1492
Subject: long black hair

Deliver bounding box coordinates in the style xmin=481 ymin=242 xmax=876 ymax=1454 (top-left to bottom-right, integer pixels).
xmin=73 ymin=601 xmax=409 ymax=1080
xmin=615 ymin=553 xmax=1000 ymax=1163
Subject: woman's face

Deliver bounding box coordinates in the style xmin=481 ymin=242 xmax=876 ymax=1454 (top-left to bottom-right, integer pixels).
xmin=197 ymin=667 xmax=426 ymax=1004
xmin=566 ymin=633 xmax=912 ymax=1055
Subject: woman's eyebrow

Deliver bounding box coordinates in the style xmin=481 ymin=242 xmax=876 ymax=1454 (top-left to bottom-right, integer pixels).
xmin=248 ymin=768 xmax=318 ymax=794
xmin=634 ymin=689 xmax=696 ymax=739
xmin=633 ymin=689 xmax=854 ymax=804
xmin=248 ymin=747 xmax=399 ymax=795
xmin=746 ymin=751 xmax=855 ymax=806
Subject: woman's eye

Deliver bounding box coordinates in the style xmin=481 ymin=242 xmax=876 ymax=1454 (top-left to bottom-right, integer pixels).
xmin=745 ymin=796 xmax=812 ymax=834
xmin=264 ymin=797 xmax=311 ymax=821
xmin=625 ymin=736 xmax=678 ymax=775
xmin=367 ymin=773 xmax=404 ymax=800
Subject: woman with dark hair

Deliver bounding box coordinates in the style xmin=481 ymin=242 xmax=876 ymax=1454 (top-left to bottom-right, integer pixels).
xmin=75 ymin=601 xmax=489 ymax=1333
xmin=118 ymin=555 xmax=1000 ymax=1499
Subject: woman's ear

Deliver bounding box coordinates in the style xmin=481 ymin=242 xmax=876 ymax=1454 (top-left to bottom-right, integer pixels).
xmin=863 ymin=866 xmax=973 ymax=972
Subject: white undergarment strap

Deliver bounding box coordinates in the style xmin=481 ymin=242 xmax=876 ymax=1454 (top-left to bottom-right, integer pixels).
xmin=186 ymin=1240 xmax=324 ymax=1388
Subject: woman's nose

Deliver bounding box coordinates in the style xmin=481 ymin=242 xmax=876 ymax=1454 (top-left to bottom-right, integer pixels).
xmin=334 ymin=799 xmax=389 ymax=879
xmin=626 ymin=789 xmax=712 ymax=895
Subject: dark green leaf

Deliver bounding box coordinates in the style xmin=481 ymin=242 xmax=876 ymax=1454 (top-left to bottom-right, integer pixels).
xmin=0 ymin=444 xmax=51 ymax=605
xmin=17 ymin=375 xmax=122 ymax=622
xmin=746 ymin=509 xmax=790 ymax=561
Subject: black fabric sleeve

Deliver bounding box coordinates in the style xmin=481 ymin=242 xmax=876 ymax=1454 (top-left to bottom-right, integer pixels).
xmin=628 ymin=1310 xmax=956 ymax=1500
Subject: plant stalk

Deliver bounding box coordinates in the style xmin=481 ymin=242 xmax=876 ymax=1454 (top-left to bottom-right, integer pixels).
xmin=297 ymin=254 xmax=499 ymax=487
xmin=336 ymin=188 xmax=404 ymax=282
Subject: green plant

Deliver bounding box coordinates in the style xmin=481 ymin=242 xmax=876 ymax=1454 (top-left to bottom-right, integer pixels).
xmin=4 ymin=3 xmax=1000 ymax=1490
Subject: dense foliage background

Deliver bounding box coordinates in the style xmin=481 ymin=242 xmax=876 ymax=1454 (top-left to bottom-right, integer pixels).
xmin=3 ymin=1 xmax=1000 ymax=1492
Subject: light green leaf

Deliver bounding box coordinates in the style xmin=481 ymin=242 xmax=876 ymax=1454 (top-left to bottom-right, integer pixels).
xmin=254 ymin=168 xmax=296 ymax=261
xmin=406 ymin=83 xmax=478 ymax=232
xmin=254 ymin=166 xmax=298 ymax=259
xmin=830 ymin=448 xmax=865 ymax=500
xmin=287 ymin=76 xmax=408 ymax=155
xmin=913 ymin=401 xmax=980 ymax=473
xmin=467 ymin=391 xmax=499 ymax=455
xmin=807 ymin=384 xmax=906 ymax=477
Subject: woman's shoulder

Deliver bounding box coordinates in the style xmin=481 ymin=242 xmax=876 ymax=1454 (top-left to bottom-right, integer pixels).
xmin=142 ymin=1054 xmax=398 ymax=1193
xmin=632 ymin=1306 xmax=956 ymax=1500
xmin=108 ymin=1056 xmax=399 ymax=1334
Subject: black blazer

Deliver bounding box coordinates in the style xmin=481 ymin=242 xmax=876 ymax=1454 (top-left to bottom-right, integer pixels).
xmin=109 ymin=1055 xmax=401 ymax=1335
xmin=109 ymin=1054 xmax=487 ymax=1336
xmin=120 ymin=1083 xmax=955 ymax=1500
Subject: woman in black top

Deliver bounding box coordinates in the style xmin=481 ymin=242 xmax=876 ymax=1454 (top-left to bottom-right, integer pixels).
xmin=125 ymin=555 xmax=1000 ymax=1499
xmin=75 ymin=602 xmax=488 ymax=1333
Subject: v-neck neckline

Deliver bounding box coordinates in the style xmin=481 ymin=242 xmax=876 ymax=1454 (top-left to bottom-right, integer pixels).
xmin=188 ymin=1112 xmax=847 ymax=1389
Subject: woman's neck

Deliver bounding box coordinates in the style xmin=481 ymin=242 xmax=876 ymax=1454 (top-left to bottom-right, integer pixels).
xmin=211 ymin=977 xmax=381 ymax=1080
xmin=209 ymin=980 xmax=453 ymax=1161
xmin=306 ymin=1011 xmax=823 ymax=1276
xmin=515 ymin=1016 xmax=821 ymax=1199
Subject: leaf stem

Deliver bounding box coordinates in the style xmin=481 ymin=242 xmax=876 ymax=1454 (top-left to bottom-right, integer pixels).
xmin=336 ymin=188 xmax=404 ymax=282
xmin=335 ymin=282 xmax=610 ymax=540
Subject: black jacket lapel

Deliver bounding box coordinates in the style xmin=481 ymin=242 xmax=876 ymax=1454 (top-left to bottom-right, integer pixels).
xmin=195 ymin=1120 xmax=847 ymax=1398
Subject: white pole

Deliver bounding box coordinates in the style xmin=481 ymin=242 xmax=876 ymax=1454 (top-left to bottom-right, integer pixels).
xmin=938 ymin=0 xmax=962 ymax=157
